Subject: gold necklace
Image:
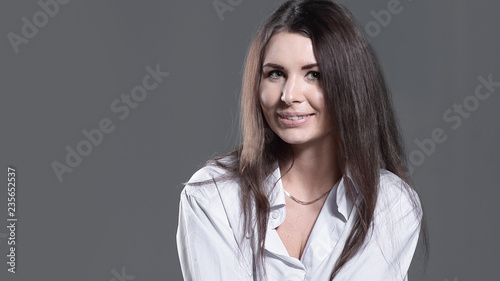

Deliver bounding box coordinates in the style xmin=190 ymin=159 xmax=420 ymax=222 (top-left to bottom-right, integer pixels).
xmin=283 ymin=187 xmax=332 ymax=205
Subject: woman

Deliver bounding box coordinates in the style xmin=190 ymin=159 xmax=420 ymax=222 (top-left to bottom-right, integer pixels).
xmin=177 ymin=0 xmax=425 ymax=280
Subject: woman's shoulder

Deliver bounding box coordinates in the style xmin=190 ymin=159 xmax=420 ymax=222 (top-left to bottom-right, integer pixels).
xmin=375 ymin=169 xmax=422 ymax=219
xmin=182 ymin=155 xmax=239 ymax=203
xmin=378 ymin=169 xmax=419 ymax=198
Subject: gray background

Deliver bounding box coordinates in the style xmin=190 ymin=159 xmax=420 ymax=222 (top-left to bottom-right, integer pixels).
xmin=0 ymin=0 xmax=498 ymax=280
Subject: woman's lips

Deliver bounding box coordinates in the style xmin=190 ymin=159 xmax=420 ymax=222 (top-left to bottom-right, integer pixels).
xmin=278 ymin=113 xmax=314 ymax=127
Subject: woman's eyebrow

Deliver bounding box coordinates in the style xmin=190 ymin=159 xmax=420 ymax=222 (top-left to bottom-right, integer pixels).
xmin=302 ymin=63 xmax=318 ymax=70
xmin=262 ymin=63 xmax=319 ymax=70
xmin=262 ymin=63 xmax=283 ymax=69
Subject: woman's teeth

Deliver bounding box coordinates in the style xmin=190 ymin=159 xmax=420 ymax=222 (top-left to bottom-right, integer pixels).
xmin=281 ymin=114 xmax=312 ymax=120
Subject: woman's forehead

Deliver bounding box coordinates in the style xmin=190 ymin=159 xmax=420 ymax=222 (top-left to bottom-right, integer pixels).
xmin=262 ymin=32 xmax=318 ymax=67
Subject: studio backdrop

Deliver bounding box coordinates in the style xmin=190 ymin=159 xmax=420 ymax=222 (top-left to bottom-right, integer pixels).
xmin=1 ymin=0 xmax=498 ymax=280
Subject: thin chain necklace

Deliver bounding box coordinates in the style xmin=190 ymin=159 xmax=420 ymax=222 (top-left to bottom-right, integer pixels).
xmin=283 ymin=187 xmax=332 ymax=205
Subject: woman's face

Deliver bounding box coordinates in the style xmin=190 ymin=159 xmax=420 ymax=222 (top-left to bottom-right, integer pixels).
xmin=259 ymin=31 xmax=333 ymax=147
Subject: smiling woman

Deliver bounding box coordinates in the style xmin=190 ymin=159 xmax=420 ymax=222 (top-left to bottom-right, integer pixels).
xmin=176 ymin=1 xmax=426 ymax=280
xmin=259 ymin=32 xmax=333 ymax=147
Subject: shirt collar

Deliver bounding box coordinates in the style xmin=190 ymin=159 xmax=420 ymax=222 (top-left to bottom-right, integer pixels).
xmin=265 ymin=164 xmax=359 ymax=222
xmin=265 ymin=164 xmax=286 ymax=209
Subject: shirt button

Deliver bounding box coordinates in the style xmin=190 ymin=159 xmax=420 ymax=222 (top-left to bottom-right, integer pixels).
xmin=271 ymin=210 xmax=279 ymax=219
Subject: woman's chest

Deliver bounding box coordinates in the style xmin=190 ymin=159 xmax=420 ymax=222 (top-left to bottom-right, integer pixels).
xmin=275 ymin=201 xmax=325 ymax=259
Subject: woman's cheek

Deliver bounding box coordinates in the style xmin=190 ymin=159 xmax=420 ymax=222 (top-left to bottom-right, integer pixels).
xmin=311 ymin=90 xmax=325 ymax=109
xmin=259 ymin=90 xmax=274 ymax=110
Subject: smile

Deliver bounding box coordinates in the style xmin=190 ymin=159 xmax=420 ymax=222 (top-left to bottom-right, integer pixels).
xmin=279 ymin=114 xmax=313 ymax=120
xmin=277 ymin=113 xmax=314 ymax=127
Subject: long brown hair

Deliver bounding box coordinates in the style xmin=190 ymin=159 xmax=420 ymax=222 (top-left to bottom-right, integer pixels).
xmin=205 ymin=0 xmax=426 ymax=279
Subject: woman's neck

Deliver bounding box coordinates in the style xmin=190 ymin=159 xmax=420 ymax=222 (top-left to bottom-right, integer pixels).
xmin=279 ymin=134 xmax=341 ymax=201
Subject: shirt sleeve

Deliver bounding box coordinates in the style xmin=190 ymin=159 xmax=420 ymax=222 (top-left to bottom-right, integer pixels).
xmin=176 ymin=185 xmax=251 ymax=281
xmin=335 ymin=175 xmax=422 ymax=281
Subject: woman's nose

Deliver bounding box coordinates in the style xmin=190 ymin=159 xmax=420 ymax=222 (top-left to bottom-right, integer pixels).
xmin=281 ymin=74 xmax=305 ymax=105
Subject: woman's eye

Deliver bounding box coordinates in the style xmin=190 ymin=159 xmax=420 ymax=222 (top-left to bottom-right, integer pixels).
xmin=306 ymin=71 xmax=320 ymax=81
xmin=267 ymin=70 xmax=284 ymax=80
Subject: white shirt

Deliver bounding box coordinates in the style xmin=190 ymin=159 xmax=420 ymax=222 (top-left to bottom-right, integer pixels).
xmin=176 ymin=161 xmax=422 ymax=281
